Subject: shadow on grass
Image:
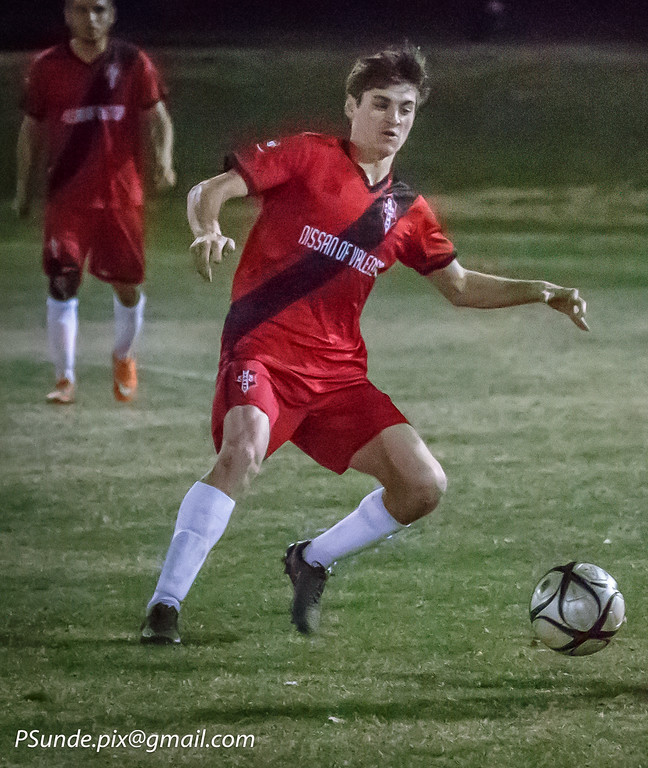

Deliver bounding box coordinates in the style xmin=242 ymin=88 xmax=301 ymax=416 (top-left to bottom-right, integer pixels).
xmin=185 ymin=679 xmax=648 ymax=726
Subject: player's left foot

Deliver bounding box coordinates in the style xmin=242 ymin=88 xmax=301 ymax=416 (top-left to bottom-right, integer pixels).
xmin=140 ymin=603 xmax=181 ymax=645
xmin=283 ymin=541 xmax=328 ymax=634
xmin=46 ymin=378 xmax=75 ymax=405
xmin=112 ymin=354 xmax=137 ymax=402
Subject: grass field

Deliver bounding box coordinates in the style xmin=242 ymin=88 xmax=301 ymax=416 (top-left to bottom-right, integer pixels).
xmin=1 ymin=44 xmax=648 ymax=767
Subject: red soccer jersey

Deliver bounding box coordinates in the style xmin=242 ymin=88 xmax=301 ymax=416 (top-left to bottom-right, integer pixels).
xmin=23 ymin=40 xmax=166 ymax=208
xmin=223 ymin=133 xmax=456 ymax=389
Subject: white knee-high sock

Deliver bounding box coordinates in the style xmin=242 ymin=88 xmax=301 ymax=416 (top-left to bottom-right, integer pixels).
xmin=113 ymin=293 xmax=145 ymax=359
xmin=47 ymin=297 xmax=78 ymax=382
xmin=303 ymin=487 xmax=407 ymax=569
xmin=148 ymin=482 xmax=235 ymax=613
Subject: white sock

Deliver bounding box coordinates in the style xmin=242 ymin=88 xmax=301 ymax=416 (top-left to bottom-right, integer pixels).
xmin=303 ymin=487 xmax=407 ymax=569
xmin=47 ymin=296 xmax=78 ymax=382
xmin=148 ymin=482 xmax=235 ymax=613
xmin=113 ymin=293 xmax=145 ymax=359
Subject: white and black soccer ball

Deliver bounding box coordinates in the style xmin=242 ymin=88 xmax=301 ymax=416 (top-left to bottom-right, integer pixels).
xmin=529 ymin=562 xmax=626 ymax=656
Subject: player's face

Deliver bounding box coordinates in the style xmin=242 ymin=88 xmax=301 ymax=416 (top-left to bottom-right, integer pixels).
xmin=346 ymin=84 xmax=418 ymax=163
xmin=65 ymin=0 xmax=115 ymax=44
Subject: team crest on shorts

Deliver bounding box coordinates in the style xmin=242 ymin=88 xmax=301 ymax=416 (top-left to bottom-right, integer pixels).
xmin=236 ymin=369 xmax=257 ymax=394
xmin=382 ymin=194 xmax=398 ymax=234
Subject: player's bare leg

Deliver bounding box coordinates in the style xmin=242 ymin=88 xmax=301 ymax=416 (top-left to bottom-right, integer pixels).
xmin=142 ymin=406 xmax=269 ymax=644
xmin=286 ymin=424 xmax=447 ymax=634
xmin=202 ymin=405 xmax=271 ymax=497
xmin=112 ymin=282 xmax=140 ymax=308
xmin=348 ymin=423 xmax=447 ymax=524
xmin=111 ymin=282 xmax=144 ymax=402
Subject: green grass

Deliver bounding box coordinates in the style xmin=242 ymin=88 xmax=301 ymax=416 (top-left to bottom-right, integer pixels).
xmin=2 ymin=44 xmax=648 ymax=196
xmin=2 ymin=44 xmax=648 ymax=767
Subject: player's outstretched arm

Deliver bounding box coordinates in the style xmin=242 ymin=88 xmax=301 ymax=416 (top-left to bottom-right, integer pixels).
xmin=13 ymin=115 xmax=43 ymax=218
xmin=428 ymin=259 xmax=589 ymax=331
xmin=187 ymin=170 xmax=248 ymax=282
xmin=146 ymin=101 xmax=176 ymax=191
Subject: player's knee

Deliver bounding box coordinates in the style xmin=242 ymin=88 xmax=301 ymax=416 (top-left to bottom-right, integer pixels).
xmin=217 ymin=439 xmax=262 ymax=485
xmin=417 ymin=470 xmax=447 ymax=516
xmin=209 ymin=407 xmax=270 ymax=496
xmin=112 ymin=282 xmax=140 ymax=308
xmin=49 ymin=272 xmax=81 ymax=302
xmin=398 ymin=464 xmax=447 ymax=524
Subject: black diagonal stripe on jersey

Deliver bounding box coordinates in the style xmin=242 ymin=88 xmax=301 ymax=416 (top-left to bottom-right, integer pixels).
xmin=222 ymin=181 xmax=417 ymax=352
xmin=48 ymin=42 xmax=138 ymax=197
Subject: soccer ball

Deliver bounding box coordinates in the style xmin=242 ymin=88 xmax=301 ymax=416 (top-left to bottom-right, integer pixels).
xmin=529 ymin=562 xmax=625 ymax=656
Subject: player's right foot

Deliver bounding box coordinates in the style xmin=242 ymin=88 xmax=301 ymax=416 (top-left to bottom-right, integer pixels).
xmin=283 ymin=541 xmax=328 ymax=634
xmin=46 ymin=378 xmax=75 ymax=405
xmin=140 ymin=603 xmax=181 ymax=645
xmin=112 ymin=354 xmax=137 ymax=402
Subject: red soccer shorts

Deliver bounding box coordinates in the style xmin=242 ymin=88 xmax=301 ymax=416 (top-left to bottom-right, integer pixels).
xmin=211 ymin=359 xmax=409 ymax=475
xmin=43 ymin=203 xmax=145 ymax=286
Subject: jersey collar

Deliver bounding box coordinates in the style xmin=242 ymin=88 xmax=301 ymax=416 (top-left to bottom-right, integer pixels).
xmin=66 ymin=38 xmax=113 ymax=67
xmin=340 ymin=139 xmax=393 ymax=193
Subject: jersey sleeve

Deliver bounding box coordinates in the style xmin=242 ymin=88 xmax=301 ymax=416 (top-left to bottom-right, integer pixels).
xmin=21 ymin=54 xmax=48 ymax=120
xmin=136 ymin=50 xmax=167 ymax=110
xmin=397 ymin=196 xmax=456 ymax=275
xmin=224 ymin=134 xmax=311 ymax=197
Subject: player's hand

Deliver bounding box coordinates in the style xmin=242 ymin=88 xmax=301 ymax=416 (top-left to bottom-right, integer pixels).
xmin=11 ymin=196 xmax=30 ymax=219
xmin=155 ymin=165 xmax=177 ymax=192
xmin=543 ymin=286 xmax=589 ymax=331
xmin=190 ymin=233 xmax=236 ymax=282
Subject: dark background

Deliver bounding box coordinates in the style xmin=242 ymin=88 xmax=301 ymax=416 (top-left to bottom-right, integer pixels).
xmin=1 ymin=0 xmax=646 ymax=50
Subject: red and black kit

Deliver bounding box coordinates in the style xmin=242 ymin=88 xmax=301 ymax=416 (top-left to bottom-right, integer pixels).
xmin=23 ymin=40 xmax=166 ymax=287
xmin=212 ymin=133 xmax=457 ymax=473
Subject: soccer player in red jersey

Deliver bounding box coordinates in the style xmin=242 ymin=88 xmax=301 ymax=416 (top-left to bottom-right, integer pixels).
xmin=141 ymin=44 xmax=588 ymax=644
xmin=14 ymin=0 xmax=175 ymax=404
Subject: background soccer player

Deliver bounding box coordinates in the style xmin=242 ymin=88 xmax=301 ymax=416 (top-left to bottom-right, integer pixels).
xmin=14 ymin=0 xmax=176 ymax=404
xmin=141 ymin=44 xmax=588 ymax=644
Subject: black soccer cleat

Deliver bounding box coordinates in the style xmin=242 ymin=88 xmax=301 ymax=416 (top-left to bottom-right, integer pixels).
xmin=283 ymin=540 xmax=328 ymax=634
xmin=140 ymin=603 xmax=181 ymax=645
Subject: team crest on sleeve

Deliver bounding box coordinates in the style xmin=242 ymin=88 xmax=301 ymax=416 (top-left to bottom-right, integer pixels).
xmin=236 ymin=369 xmax=257 ymax=394
xmin=382 ymin=194 xmax=398 ymax=234
xmin=256 ymin=140 xmax=281 ymax=153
